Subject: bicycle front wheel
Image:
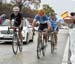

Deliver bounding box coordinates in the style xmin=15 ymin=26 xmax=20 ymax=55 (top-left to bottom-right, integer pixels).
xmin=19 ymin=40 xmax=23 ymax=52
xmin=42 ymin=39 xmax=47 ymax=56
xmin=12 ymin=35 xmax=18 ymax=55
xmin=37 ymin=38 xmax=42 ymax=59
xmin=51 ymin=33 xmax=55 ymax=54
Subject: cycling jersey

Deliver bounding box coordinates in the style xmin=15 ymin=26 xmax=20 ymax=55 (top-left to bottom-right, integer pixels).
xmin=34 ymin=14 xmax=49 ymax=31
xmin=10 ymin=13 xmax=23 ymax=26
xmin=48 ymin=17 xmax=58 ymax=31
xmin=34 ymin=14 xmax=49 ymax=24
xmin=10 ymin=13 xmax=23 ymax=31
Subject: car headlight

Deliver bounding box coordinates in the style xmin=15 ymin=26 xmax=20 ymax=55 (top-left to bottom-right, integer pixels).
xmin=22 ymin=30 xmax=25 ymax=36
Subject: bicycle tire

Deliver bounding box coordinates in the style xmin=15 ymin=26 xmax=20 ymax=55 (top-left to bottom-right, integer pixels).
xmin=37 ymin=37 xmax=42 ymax=59
xmin=12 ymin=34 xmax=18 ymax=55
xmin=19 ymin=40 xmax=23 ymax=52
xmin=51 ymin=33 xmax=55 ymax=54
xmin=51 ymin=42 xmax=54 ymax=54
xmin=42 ymin=39 xmax=46 ymax=56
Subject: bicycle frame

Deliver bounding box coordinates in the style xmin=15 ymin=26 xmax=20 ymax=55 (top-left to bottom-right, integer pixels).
xmin=37 ymin=30 xmax=48 ymax=59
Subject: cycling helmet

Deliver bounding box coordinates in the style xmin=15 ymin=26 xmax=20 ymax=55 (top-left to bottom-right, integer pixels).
xmin=49 ymin=12 xmax=55 ymax=16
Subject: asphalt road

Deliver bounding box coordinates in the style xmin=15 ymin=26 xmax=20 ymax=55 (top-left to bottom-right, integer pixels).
xmin=0 ymin=29 xmax=69 ymax=64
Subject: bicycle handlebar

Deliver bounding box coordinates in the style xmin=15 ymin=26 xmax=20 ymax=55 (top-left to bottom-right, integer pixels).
xmin=8 ymin=26 xmax=19 ymax=34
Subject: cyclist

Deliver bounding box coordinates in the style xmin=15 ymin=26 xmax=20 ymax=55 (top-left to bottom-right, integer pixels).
xmin=9 ymin=6 xmax=23 ymax=43
xmin=32 ymin=9 xmax=51 ymax=41
xmin=48 ymin=12 xmax=59 ymax=49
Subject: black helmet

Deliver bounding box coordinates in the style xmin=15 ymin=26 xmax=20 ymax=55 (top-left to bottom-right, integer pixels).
xmin=70 ymin=12 xmax=75 ymax=16
xmin=49 ymin=12 xmax=55 ymax=16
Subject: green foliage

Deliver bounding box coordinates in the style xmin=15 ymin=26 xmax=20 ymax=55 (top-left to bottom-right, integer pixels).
xmin=43 ymin=4 xmax=55 ymax=16
xmin=0 ymin=3 xmax=55 ymax=18
xmin=22 ymin=7 xmax=38 ymax=18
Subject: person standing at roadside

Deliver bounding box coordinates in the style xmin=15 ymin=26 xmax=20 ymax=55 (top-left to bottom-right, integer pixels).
xmin=70 ymin=12 xmax=75 ymax=27
xmin=0 ymin=14 xmax=6 ymax=25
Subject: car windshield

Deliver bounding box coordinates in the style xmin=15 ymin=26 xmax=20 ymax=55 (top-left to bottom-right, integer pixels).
xmin=1 ymin=19 xmax=31 ymax=27
xmin=1 ymin=19 xmax=14 ymax=26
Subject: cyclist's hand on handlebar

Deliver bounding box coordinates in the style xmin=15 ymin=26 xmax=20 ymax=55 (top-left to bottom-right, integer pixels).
xmin=19 ymin=25 xmax=22 ymax=28
xmin=9 ymin=26 xmax=13 ymax=29
xmin=9 ymin=26 xmax=16 ymax=29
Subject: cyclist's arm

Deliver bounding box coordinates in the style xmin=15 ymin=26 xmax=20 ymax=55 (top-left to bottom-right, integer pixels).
xmin=46 ymin=21 xmax=52 ymax=30
xmin=19 ymin=13 xmax=23 ymax=28
xmin=9 ymin=14 xmax=13 ymax=28
xmin=9 ymin=19 xmax=13 ymax=28
xmin=32 ymin=19 xmax=37 ymax=31
xmin=19 ymin=20 xmax=23 ymax=28
xmin=57 ymin=22 xmax=61 ymax=27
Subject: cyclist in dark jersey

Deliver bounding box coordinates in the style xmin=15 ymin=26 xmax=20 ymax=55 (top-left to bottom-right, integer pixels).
xmin=9 ymin=6 xmax=23 ymax=43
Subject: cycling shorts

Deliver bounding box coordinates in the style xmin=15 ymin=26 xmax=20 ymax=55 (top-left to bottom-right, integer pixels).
xmin=38 ymin=23 xmax=48 ymax=31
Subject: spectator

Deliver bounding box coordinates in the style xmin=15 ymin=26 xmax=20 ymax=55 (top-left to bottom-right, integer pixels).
xmin=0 ymin=14 xmax=6 ymax=25
xmin=70 ymin=12 xmax=75 ymax=24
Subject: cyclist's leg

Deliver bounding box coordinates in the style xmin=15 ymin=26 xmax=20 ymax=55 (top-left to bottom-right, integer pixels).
xmin=38 ymin=23 xmax=48 ymax=42
xmin=42 ymin=23 xmax=48 ymax=42
xmin=14 ymin=22 xmax=23 ymax=43
xmin=18 ymin=27 xmax=23 ymax=43
xmin=53 ymin=26 xmax=59 ymax=48
xmin=43 ymin=28 xmax=48 ymax=42
xmin=54 ymin=32 xmax=58 ymax=45
xmin=38 ymin=25 xmax=43 ymax=41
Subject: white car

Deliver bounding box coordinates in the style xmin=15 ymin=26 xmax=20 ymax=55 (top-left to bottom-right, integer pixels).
xmin=0 ymin=18 xmax=34 ymax=44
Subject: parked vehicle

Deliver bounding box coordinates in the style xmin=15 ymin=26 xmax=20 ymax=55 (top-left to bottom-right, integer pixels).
xmin=0 ymin=18 xmax=34 ymax=44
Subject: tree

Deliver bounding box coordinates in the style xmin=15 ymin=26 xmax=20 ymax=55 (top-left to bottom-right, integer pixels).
xmin=10 ymin=0 xmax=41 ymax=11
xmin=43 ymin=4 xmax=55 ymax=16
xmin=0 ymin=4 xmax=38 ymax=18
xmin=0 ymin=4 xmax=13 ymax=18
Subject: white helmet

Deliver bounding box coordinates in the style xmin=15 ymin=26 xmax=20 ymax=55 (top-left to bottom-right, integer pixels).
xmin=13 ymin=6 xmax=20 ymax=12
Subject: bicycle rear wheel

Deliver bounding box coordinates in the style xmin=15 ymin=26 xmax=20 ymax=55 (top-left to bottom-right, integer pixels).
xmin=12 ymin=34 xmax=18 ymax=55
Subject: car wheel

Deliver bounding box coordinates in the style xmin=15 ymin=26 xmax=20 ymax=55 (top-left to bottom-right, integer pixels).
xmin=26 ymin=33 xmax=29 ymax=44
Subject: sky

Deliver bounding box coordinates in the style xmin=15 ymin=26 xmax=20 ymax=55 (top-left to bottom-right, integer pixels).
xmin=41 ymin=0 xmax=75 ymax=16
xmin=7 ymin=0 xmax=75 ymax=16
